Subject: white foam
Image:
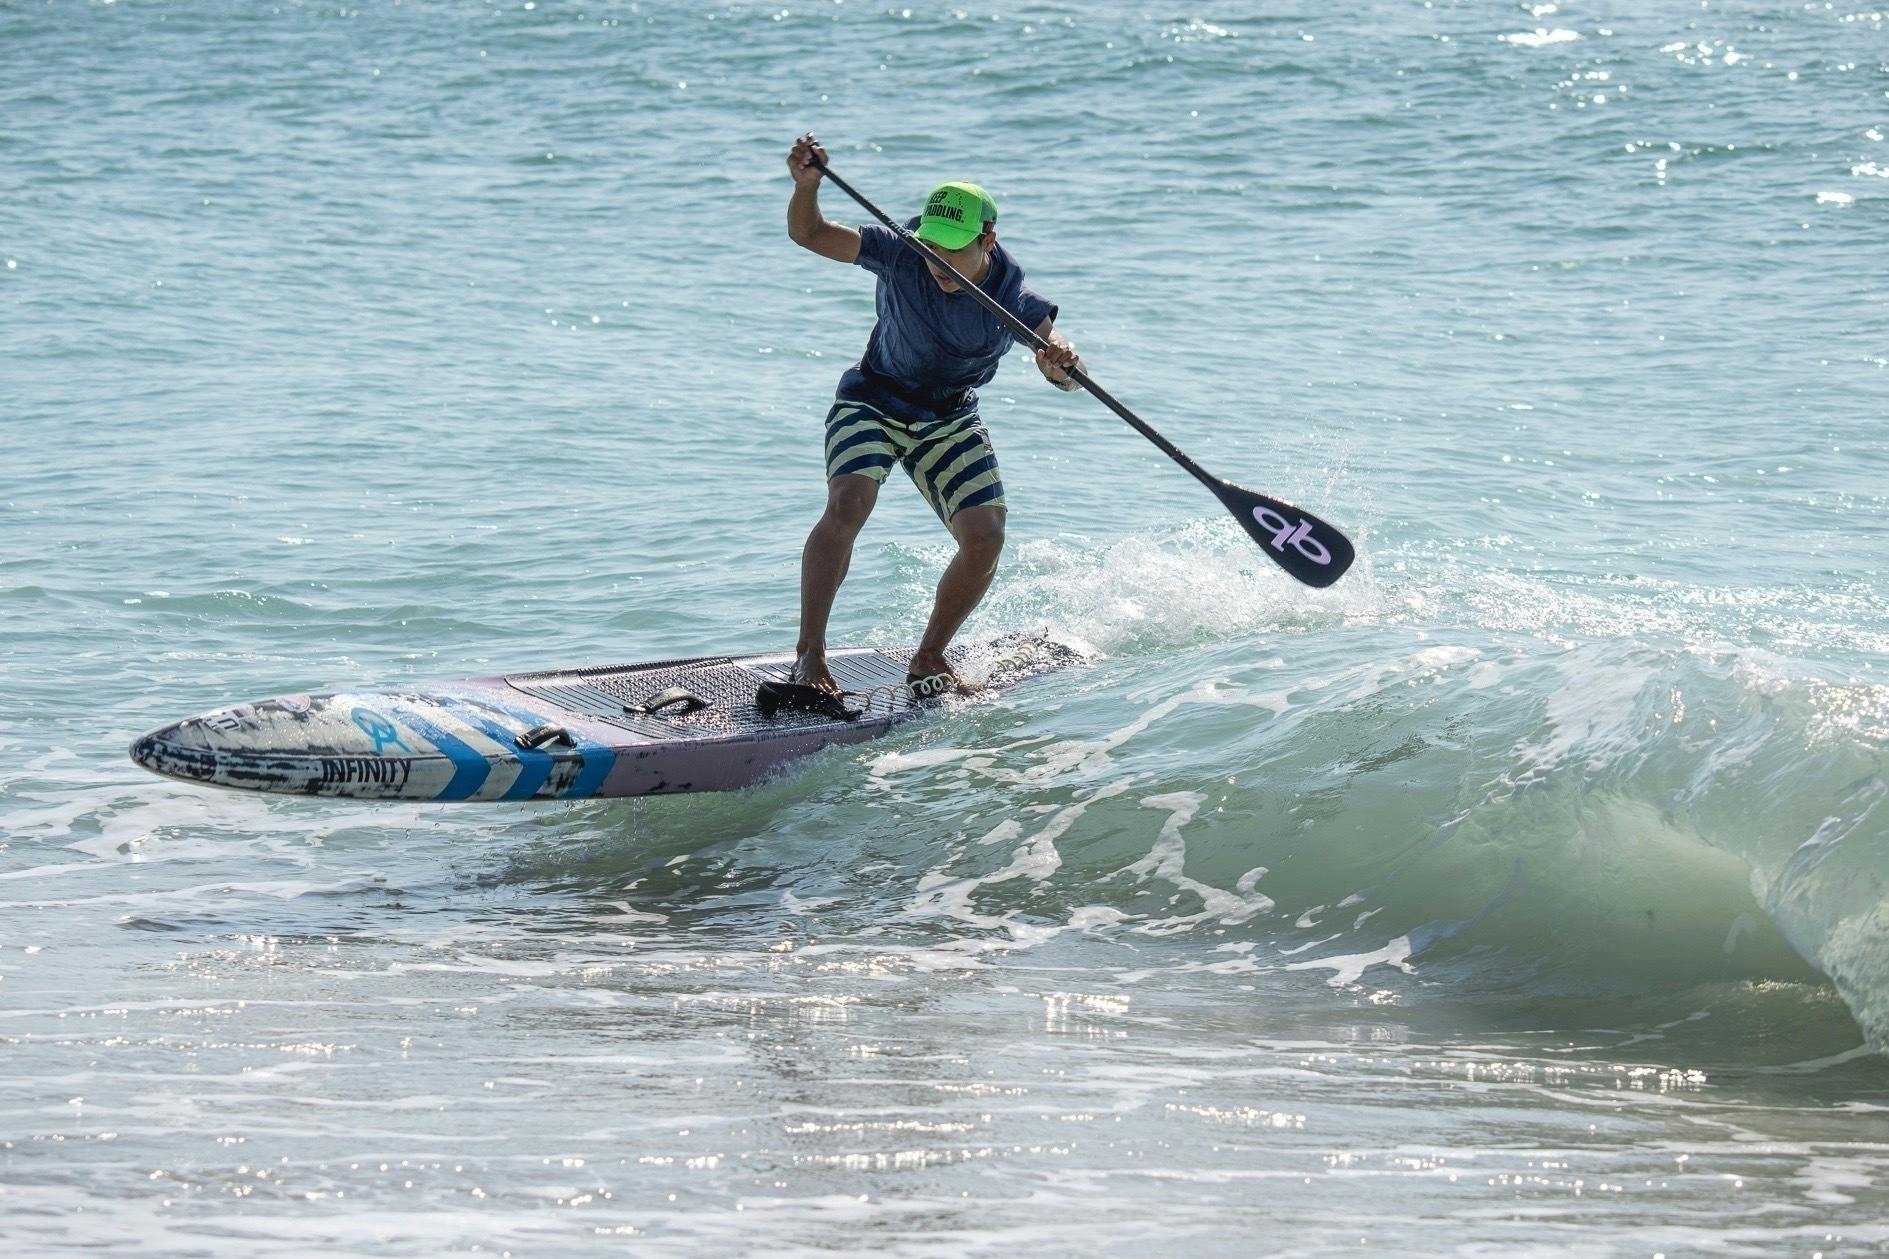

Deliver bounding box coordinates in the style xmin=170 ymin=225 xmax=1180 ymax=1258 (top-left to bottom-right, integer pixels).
xmin=1284 ymin=935 xmax=1416 ymax=986
xmin=969 ymin=518 xmax=1373 ymax=657
xmin=1119 ymin=792 xmax=1276 ymax=934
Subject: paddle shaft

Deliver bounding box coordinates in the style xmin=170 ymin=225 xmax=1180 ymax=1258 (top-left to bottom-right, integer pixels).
xmin=809 ymin=157 xmax=1223 ymax=495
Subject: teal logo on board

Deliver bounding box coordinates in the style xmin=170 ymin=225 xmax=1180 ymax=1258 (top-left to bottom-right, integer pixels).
xmin=351 ymin=707 xmax=414 ymax=755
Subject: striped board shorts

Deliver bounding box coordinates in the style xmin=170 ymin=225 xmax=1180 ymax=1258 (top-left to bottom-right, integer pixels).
xmin=822 ymin=400 xmax=1006 ymax=524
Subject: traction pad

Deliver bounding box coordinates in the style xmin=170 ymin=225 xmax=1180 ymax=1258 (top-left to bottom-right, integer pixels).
xmin=503 ymin=634 xmax=1080 ymax=742
xmin=505 ymin=649 xmax=921 ymax=740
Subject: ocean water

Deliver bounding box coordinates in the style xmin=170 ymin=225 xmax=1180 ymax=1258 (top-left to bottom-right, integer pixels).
xmin=3 ymin=0 xmax=1888 ymax=1253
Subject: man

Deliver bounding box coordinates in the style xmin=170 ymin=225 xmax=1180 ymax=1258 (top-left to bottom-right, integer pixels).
xmin=785 ymin=133 xmax=1083 ymax=696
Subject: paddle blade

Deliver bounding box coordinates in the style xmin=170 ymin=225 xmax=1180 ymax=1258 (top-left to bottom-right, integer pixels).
xmin=1212 ymin=481 xmax=1356 ymax=588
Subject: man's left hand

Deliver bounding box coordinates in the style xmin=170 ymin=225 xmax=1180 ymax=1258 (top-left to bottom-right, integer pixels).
xmin=1036 ymin=339 xmax=1081 ymax=387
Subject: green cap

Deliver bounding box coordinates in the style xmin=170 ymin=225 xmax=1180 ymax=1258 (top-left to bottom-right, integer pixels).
xmin=914 ymin=181 xmax=997 ymax=251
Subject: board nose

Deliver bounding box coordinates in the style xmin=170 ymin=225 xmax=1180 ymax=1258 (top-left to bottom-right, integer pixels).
xmin=129 ymin=724 xmax=210 ymax=784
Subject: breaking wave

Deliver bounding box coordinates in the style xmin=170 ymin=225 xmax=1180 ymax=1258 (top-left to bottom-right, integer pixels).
xmin=531 ymin=521 xmax=1889 ymax=1049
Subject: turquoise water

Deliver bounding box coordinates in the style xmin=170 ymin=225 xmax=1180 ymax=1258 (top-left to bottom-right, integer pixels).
xmin=4 ymin=0 xmax=1888 ymax=1253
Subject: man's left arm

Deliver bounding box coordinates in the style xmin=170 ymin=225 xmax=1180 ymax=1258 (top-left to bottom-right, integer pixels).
xmin=1032 ymin=317 xmax=1083 ymax=392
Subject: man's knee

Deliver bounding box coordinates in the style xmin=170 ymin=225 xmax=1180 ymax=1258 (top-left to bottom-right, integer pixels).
xmin=823 ymin=476 xmax=878 ymax=533
xmin=952 ymin=506 xmax=1006 ymax=562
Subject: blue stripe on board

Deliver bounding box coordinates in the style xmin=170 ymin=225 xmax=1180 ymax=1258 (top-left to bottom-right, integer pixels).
xmin=454 ymin=691 xmax=619 ymax=800
xmin=437 ymin=697 xmax=556 ymax=801
xmin=568 ymin=742 xmax=616 ymax=798
xmin=386 ymin=705 xmax=492 ymax=800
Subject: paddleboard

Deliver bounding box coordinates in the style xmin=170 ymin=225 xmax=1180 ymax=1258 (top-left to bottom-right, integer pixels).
xmin=129 ymin=632 xmax=1083 ymax=803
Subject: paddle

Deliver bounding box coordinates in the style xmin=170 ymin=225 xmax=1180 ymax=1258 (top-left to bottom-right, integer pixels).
xmin=809 ymin=153 xmax=1356 ymax=589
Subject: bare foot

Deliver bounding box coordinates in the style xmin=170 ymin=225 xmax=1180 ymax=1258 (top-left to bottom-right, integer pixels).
xmin=792 ymin=651 xmax=841 ymax=696
xmin=906 ymin=647 xmax=975 ymax=697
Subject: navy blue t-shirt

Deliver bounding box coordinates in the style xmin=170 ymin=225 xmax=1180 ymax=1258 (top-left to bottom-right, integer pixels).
xmin=837 ymin=219 xmax=1057 ymax=422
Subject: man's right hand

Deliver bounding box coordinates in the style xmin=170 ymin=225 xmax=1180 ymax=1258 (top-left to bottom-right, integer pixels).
xmin=786 ymin=135 xmax=860 ymax=262
xmin=788 ymin=134 xmax=828 ymax=187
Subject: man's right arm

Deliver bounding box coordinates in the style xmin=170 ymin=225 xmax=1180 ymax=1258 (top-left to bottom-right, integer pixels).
xmin=787 ymin=134 xmax=860 ymax=264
